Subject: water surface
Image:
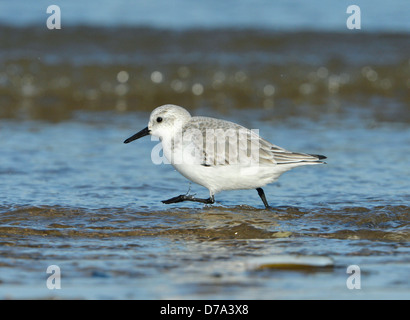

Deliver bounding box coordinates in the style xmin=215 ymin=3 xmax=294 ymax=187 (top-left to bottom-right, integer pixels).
xmin=0 ymin=112 xmax=409 ymax=299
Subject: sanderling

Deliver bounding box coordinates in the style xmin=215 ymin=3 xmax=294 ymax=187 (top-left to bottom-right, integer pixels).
xmin=124 ymin=104 xmax=326 ymax=208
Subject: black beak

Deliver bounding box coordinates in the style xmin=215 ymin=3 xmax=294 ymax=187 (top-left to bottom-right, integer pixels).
xmin=124 ymin=127 xmax=150 ymax=144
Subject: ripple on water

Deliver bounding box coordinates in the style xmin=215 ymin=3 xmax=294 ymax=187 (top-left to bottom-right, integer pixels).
xmin=0 ymin=204 xmax=408 ymax=242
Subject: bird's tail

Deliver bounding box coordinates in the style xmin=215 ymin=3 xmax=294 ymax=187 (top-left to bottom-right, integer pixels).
xmin=309 ymin=153 xmax=327 ymax=162
xmin=274 ymin=152 xmax=327 ymax=165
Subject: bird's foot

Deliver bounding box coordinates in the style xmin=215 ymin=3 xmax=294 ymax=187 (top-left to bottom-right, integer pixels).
xmin=162 ymin=194 xmax=191 ymax=204
xmin=162 ymin=194 xmax=215 ymax=205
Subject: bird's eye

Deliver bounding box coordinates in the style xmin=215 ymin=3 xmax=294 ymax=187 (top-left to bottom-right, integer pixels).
xmin=156 ymin=117 xmax=163 ymax=123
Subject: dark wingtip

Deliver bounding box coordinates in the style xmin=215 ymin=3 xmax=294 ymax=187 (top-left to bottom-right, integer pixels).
xmin=309 ymin=154 xmax=327 ymax=160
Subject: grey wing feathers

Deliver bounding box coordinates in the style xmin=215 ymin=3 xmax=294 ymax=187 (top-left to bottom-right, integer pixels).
xmin=260 ymin=137 xmax=326 ymax=164
xmin=183 ymin=117 xmax=326 ymax=166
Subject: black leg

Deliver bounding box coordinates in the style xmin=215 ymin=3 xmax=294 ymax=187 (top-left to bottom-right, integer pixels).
xmin=256 ymin=188 xmax=271 ymax=209
xmin=162 ymin=194 xmax=215 ymax=205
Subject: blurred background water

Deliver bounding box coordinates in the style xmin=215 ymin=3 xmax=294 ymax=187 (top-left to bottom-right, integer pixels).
xmin=0 ymin=0 xmax=409 ymax=299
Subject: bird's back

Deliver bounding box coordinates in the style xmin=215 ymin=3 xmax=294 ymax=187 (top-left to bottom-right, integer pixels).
xmin=179 ymin=116 xmax=326 ymax=167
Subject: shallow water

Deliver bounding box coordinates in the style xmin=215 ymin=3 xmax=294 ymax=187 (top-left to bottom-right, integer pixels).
xmin=0 ymin=111 xmax=409 ymax=299
xmin=1 ymin=0 xmax=410 ymax=32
